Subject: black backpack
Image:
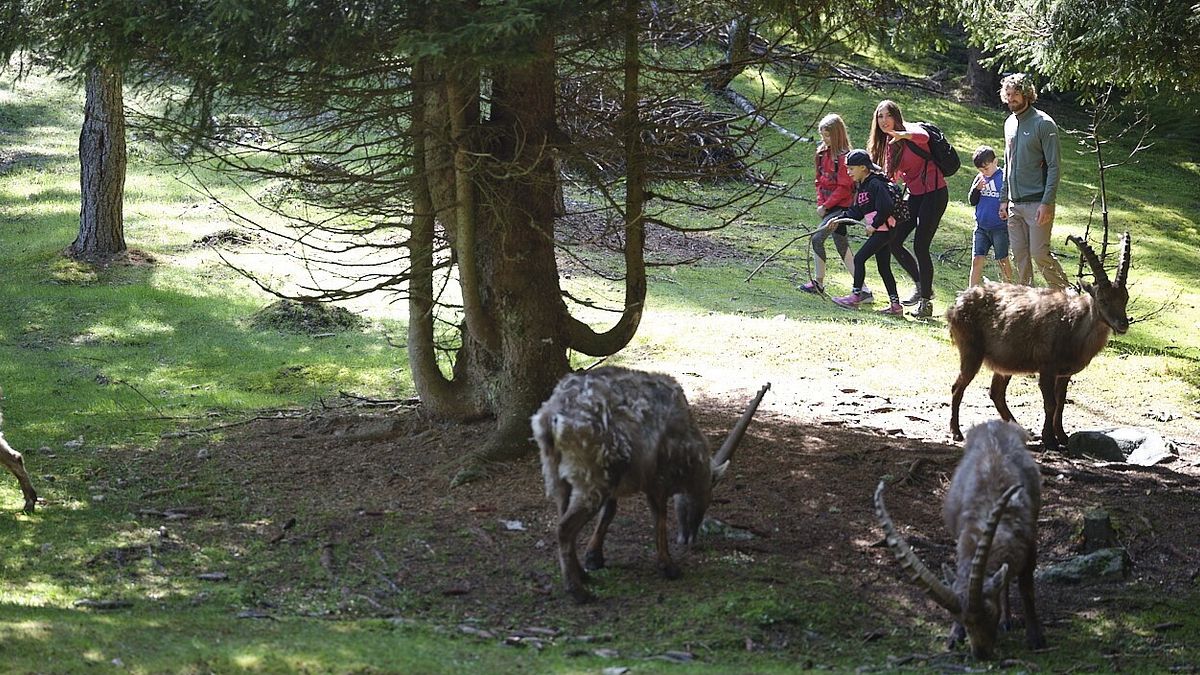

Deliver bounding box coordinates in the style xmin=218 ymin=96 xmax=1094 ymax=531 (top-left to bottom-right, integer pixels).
xmin=905 ymin=121 xmax=961 ymax=178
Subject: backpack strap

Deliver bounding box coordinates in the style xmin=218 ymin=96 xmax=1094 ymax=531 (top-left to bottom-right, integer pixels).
xmin=903 ymin=123 xmax=934 ymax=179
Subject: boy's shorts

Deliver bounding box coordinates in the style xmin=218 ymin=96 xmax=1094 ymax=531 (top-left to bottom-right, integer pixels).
xmin=973 ymin=226 xmax=1010 ymax=259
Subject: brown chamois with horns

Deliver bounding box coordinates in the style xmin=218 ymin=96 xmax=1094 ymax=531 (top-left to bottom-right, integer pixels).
xmin=532 ymin=366 xmax=769 ymax=603
xmin=876 ymin=420 xmax=1045 ymax=660
xmin=0 ymin=405 xmax=38 ymax=514
xmin=947 ymin=233 xmax=1132 ymax=450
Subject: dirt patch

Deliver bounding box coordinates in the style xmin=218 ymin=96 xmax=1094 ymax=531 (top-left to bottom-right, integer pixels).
xmin=146 ymin=392 xmax=1200 ymax=659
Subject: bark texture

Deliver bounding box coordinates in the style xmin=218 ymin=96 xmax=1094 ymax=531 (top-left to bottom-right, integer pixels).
xmin=69 ymin=64 xmax=127 ymax=262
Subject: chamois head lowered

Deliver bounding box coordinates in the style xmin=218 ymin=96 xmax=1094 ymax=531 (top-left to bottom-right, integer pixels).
xmin=876 ymin=420 xmax=1044 ymax=660
xmin=532 ymin=366 xmax=769 ymax=603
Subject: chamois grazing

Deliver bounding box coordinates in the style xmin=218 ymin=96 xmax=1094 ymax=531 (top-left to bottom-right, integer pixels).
xmin=0 ymin=406 xmax=38 ymax=514
xmin=947 ymin=232 xmax=1132 ymax=450
xmin=532 ymin=366 xmax=769 ymax=603
xmin=875 ymin=420 xmax=1044 ymax=660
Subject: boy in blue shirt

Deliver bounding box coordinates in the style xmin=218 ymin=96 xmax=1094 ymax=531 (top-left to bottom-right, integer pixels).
xmin=967 ymin=146 xmax=1013 ymax=286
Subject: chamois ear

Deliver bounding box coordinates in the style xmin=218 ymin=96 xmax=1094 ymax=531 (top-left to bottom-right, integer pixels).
xmin=942 ymin=563 xmax=957 ymax=586
xmin=984 ymin=563 xmax=1010 ymax=597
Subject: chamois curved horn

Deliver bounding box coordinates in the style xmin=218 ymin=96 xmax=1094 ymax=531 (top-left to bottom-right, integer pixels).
xmin=710 ymin=382 xmax=771 ymax=467
xmin=1114 ymin=231 xmax=1132 ymax=289
xmin=1068 ymin=235 xmax=1110 ymax=286
xmin=968 ymin=484 xmax=1022 ymax=611
xmin=874 ymin=481 xmax=962 ymax=614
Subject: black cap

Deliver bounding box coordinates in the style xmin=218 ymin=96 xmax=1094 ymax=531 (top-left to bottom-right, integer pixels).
xmin=845 ymin=149 xmax=881 ymax=172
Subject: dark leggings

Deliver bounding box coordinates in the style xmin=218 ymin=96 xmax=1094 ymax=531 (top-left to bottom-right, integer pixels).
xmin=852 ymin=229 xmax=902 ymax=299
xmin=888 ymin=186 xmax=948 ymax=299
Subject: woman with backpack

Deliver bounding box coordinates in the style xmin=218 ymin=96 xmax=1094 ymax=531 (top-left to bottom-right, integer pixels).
xmin=830 ymin=150 xmax=907 ymax=316
xmin=868 ymin=99 xmax=950 ymax=318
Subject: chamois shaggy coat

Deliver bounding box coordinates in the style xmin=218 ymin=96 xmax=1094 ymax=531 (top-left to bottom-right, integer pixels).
xmin=876 ymin=420 xmax=1045 ymax=660
xmin=943 ymin=420 xmax=1044 ymax=657
xmin=532 ymin=366 xmax=766 ymax=603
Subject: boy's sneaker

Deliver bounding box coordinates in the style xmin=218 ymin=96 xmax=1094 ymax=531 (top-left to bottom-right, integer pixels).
xmin=908 ymin=298 xmax=934 ymax=318
xmin=832 ymin=292 xmax=864 ymax=309
xmin=799 ymin=280 xmax=824 ymax=294
xmin=858 ymin=290 xmax=875 ymax=303
xmin=877 ymin=302 xmax=904 ymax=316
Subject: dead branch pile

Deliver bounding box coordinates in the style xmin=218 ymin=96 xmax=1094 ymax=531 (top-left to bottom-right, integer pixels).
xmin=560 ymin=82 xmax=756 ymax=183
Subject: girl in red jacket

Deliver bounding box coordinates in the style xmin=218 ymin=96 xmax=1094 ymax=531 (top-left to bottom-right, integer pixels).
xmin=799 ymin=114 xmax=872 ymax=301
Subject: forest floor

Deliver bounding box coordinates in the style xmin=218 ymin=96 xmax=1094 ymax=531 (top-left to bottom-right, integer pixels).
xmin=133 ymin=389 xmax=1200 ymax=669
xmin=113 ymin=212 xmax=1200 ymax=669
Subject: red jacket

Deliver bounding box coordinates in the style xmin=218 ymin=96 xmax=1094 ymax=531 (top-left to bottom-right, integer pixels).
xmin=885 ymin=124 xmax=947 ymax=196
xmin=814 ymin=148 xmax=854 ymax=210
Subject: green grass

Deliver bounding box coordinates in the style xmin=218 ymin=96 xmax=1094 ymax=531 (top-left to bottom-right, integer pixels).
xmin=3 ymin=55 xmax=1200 ymax=672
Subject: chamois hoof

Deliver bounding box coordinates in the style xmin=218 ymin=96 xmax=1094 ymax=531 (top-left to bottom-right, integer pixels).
xmin=1026 ymin=629 xmax=1047 ymax=650
xmin=658 ymin=562 xmax=681 ymax=580
xmin=947 ymin=623 xmax=966 ymax=650
xmin=21 ymin=489 xmax=37 ymax=514
xmin=583 ymin=550 xmax=605 ymax=571
xmin=567 ymin=586 xmax=596 ymax=604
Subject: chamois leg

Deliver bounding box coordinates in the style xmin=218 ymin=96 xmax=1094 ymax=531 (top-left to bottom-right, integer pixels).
xmin=0 ymin=434 xmax=37 ymax=514
xmin=950 ymin=352 xmax=985 ymax=441
xmin=1019 ymin=555 xmax=1045 ymax=649
xmin=646 ymin=491 xmax=680 ymax=580
xmin=947 ymin=622 xmax=966 ymax=650
xmin=989 ymin=373 xmax=1016 ymax=423
xmin=1053 ymin=375 xmax=1071 ymax=447
xmin=1037 ymin=371 xmax=1061 ymax=450
xmin=584 ymin=498 xmax=617 ymax=571
xmin=557 ymin=485 xmax=598 ymax=603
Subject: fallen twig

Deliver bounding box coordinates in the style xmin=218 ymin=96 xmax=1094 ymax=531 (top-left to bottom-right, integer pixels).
xmin=745 ymin=226 xmax=824 ymax=282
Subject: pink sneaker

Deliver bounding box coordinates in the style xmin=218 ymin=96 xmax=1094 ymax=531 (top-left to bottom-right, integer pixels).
xmin=799 ymin=280 xmax=824 ymax=294
xmin=877 ymin=302 xmax=904 ymax=316
xmin=832 ymin=292 xmax=863 ymax=309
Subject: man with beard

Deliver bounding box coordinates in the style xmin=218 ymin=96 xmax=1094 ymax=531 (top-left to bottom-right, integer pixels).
xmin=999 ymin=73 xmax=1069 ymax=290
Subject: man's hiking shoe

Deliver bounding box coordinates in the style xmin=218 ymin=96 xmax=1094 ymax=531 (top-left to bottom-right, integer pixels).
xmin=900 ymin=289 xmax=922 ymax=306
xmin=878 ymin=302 xmax=904 ymax=316
xmin=832 ymin=292 xmax=864 ymax=309
xmin=908 ymin=298 xmax=934 ymax=318
xmin=799 ymin=280 xmax=824 ymax=294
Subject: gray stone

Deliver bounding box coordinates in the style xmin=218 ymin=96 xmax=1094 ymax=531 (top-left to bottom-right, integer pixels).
xmin=1066 ymin=427 xmax=1177 ymax=465
xmin=1081 ymin=509 xmax=1118 ymax=553
xmin=1037 ymin=548 xmax=1130 ymax=585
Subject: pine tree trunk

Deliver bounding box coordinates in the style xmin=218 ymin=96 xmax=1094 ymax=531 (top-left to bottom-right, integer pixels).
xmin=411 ymin=38 xmax=571 ymax=474
xmin=966 ymin=47 xmax=1000 ymax=107
xmin=69 ymin=64 xmax=127 ymax=262
xmin=469 ymin=33 xmax=570 ymax=463
xmin=707 ymin=14 xmax=752 ymax=91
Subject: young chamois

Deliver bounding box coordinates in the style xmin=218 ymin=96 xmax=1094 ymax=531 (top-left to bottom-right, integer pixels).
xmin=532 ymin=366 xmax=769 ymax=603
xmin=876 ymin=420 xmax=1044 ymax=660
xmin=947 ymin=232 xmax=1131 ymax=450
xmin=0 ymin=406 xmax=38 ymax=514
